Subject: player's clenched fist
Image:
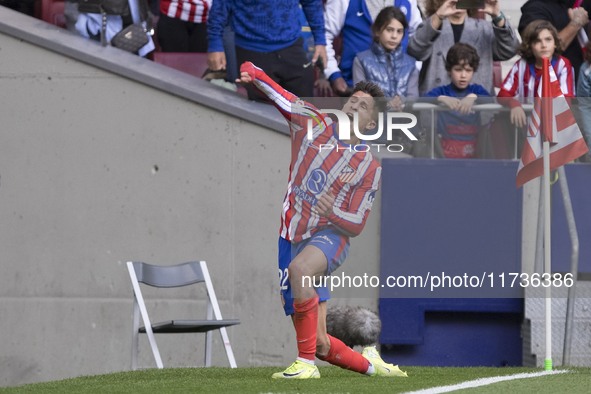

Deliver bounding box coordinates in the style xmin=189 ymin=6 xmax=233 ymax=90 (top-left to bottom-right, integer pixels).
xmin=236 ymin=62 xmax=257 ymax=84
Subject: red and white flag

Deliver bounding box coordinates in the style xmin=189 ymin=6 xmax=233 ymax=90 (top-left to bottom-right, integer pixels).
xmin=516 ymin=59 xmax=589 ymax=187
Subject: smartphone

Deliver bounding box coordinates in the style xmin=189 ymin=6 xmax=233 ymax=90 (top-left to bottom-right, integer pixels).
xmin=455 ymin=0 xmax=485 ymax=9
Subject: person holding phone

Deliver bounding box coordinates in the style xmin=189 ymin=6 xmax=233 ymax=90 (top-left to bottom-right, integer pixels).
xmin=407 ymin=0 xmax=519 ymax=95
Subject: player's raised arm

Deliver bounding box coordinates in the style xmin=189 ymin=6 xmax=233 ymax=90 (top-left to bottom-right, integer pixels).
xmin=237 ymin=62 xmax=326 ymax=131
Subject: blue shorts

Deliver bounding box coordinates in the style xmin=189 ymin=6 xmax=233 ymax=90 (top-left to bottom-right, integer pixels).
xmin=278 ymin=228 xmax=349 ymax=316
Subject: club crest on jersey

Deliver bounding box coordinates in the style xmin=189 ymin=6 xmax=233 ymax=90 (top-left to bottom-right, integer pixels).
xmin=362 ymin=191 xmax=377 ymax=210
xmin=339 ymin=165 xmax=356 ymax=184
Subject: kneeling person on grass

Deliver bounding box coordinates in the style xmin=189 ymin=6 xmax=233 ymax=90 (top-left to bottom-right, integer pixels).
xmin=237 ymin=61 xmax=408 ymax=379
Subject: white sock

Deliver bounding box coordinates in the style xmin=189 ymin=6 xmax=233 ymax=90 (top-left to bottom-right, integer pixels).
xmin=366 ymin=361 xmax=376 ymax=376
xmin=297 ymin=357 xmax=315 ymax=365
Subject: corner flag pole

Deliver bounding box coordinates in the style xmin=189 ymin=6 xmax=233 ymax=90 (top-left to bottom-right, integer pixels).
xmin=541 ymin=57 xmax=553 ymax=371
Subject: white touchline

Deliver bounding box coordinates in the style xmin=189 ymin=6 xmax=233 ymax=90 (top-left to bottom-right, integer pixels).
xmin=402 ymin=370 xmax=570 ymax=394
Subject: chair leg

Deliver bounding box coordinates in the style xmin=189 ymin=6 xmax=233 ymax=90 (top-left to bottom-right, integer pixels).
xmin=219 ymin=327 xmax=237 ymax=368
xmin=205 ymin=302 xmax=213 ymax=367
xmin=127 ymin=262 xmax=164 ymax=369
xmin=131 ymin=301 xmax=140 ymax=370
xmin=145 ymin=327 xmax=164 ymax=369
xmin=205 ymin=331 xmax=213 ymax=367
xmin=200 ymin=261 xmax=238 ymax=368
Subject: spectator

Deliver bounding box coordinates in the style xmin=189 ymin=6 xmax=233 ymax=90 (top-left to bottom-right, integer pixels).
xmin=157 ymin=0 xmax=210 ymax=52
xmin=407 ymin=0 xmax=518 ymax=96
xmin=498 ymin=19 xmax=574 ymax=128
xmin=352 ymin=6 xmax=419 ymax=110
xmin=575 ymin=39 xmax=591 ymax=160
xmin=426 ymin=43 xmax=491 ymax=158
xmin=207 ymin=0 xmax=327 ymax=101
xmin=64 ymin=0 xmax=155 ymax=57
xmin=519 ymin=0 xmax=589 ymax=78
xmin=323 ymin=0 xmax=422 ymax=96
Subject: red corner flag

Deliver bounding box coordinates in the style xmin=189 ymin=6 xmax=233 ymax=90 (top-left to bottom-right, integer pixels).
xmin=516 ymin=58 xmax=589 ymax=187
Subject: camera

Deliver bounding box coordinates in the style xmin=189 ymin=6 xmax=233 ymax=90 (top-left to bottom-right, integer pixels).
xmin=455 ymin=0 xmax=485 ymax=9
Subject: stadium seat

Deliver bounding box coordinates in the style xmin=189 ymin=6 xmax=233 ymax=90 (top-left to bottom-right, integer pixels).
xmin=152 ymin=52 xmax=210 ymax=79
xmin=41 ymin=0 xmax=66 ymax=28
xmin=493 ymin=61 xmax=502 ymax=89
xmin=126 ymin=260 xmax=240 ymax=370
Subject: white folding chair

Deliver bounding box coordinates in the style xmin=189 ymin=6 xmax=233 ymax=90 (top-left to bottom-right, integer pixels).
xmin=127 ymin=260 xmax=240 ymax=369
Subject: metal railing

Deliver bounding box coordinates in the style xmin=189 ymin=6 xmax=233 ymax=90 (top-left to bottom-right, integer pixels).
xmin=409 ymin=101 xmax=534 ymax=160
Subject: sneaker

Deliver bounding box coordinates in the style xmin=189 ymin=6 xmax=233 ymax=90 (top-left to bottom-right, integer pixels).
xmin=271 ymin=360 xmax=321 ymax=379
xmin=362 ymin=346 xmax=408 ymax=377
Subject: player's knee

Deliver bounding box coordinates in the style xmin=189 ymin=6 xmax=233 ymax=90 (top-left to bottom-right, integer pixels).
xmin=287 ymin=258 xmax=309 ymax=280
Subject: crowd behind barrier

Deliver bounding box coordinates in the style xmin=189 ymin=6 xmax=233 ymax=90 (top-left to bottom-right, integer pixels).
xmin=17 ymin=0 xmax=591 ymax=162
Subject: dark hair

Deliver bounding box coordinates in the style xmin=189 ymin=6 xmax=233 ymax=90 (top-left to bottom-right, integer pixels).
xmin=519 ymin=19 xmax=562 ymax=63
xmin=371 ymin=6 xmax=408 ymax=43
xmin=445 ymin=43 xmax=480 ymax=71
xmin=352 ymin=81 xmax=386 ymax=118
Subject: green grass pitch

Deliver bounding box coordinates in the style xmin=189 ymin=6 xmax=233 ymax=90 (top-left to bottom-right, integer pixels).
xmin=1 ymin=366 xmax=590 ymax=393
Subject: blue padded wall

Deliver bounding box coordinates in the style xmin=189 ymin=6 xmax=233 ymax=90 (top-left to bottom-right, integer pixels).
xmin=378 ymin=159 xmax=523 ymax=366
xmin=378 ymin=159 xmax=591 ymax=366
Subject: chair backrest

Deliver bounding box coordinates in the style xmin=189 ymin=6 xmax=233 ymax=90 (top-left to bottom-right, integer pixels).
xmin=130 ymin=261 xmax=206 ymax=288
xmin=152 ymin=52 xmax=210 ymax=79
xmin=493 ymin=61 xmax=502 ymax=89
xmin=41 ymin=0 xmax=66 ymax=28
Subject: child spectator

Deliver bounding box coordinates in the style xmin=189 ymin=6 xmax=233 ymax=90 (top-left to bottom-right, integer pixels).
xmin=352 ymin=6 xmax=418 ymax=111
xmin=425 ymin=43 xmax=490 ymax=159
xmin=498 ymin=19 xmax=574 ymax=128
xmin=519 ymin=0 xmax=589 ymax=78
xmin=323 ymin=0 xmax=422 ymax=97
xmin=408 ymin=0 xmax=518 ymax=96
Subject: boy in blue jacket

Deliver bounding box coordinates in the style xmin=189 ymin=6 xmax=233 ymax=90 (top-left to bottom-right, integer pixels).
xmin=426 ymin=43 xmax=490 ymax=159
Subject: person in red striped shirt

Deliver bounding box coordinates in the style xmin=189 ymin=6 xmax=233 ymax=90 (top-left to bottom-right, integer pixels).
xmin=237 ymin=61 xmax=408 ymax=379
xmin=498 ymin=19 xmax=575 ymax=128
xmin=157 ymin=0 xmax=211 ymax=52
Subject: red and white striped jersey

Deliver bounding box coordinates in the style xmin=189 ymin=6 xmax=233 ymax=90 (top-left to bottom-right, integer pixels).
xmin=245 ymin=63 xmax=381 ymax=243
xmin=160 ymin=0 xmax=211 ymax=23
xmin=498 ymin=56 xmax=574 ymax=108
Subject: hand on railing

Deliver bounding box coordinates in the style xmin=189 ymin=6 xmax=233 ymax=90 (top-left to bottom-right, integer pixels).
xmin=510 ymin=107 xmax=527 ymax=128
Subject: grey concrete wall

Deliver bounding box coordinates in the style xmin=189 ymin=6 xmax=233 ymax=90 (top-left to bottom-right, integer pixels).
xmin=0 ymin=8 xmax=381 ymax=387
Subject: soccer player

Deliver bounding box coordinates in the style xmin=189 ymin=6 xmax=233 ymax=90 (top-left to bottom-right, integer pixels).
xmin=237 ymin=62 xmax=408 ymax=379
